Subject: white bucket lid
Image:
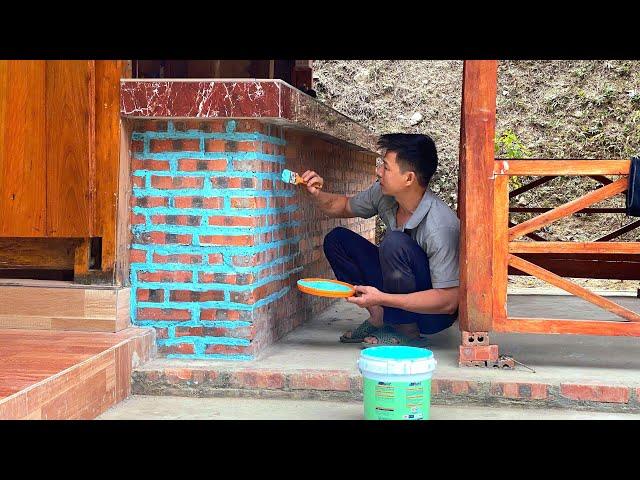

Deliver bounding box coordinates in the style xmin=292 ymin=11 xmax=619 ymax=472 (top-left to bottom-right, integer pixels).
xmin=358 ymin=346 xmax=436 ymax=376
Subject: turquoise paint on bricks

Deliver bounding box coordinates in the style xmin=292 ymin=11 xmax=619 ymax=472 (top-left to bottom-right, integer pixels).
xmin=136 ymin=130 xmax=286 ymax=145
xmin=168 ymin=353 xmax=254 ymax=361
xmin=130 ymin=121 xmax=300 ymax=360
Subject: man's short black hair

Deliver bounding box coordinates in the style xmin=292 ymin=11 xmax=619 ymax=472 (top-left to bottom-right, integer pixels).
xmin=377 ymin=133 xmax=438 ymax=188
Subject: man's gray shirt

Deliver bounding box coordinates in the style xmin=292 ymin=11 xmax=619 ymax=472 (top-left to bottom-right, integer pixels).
xmin=348 ymin=181 xmax=460 ymax=289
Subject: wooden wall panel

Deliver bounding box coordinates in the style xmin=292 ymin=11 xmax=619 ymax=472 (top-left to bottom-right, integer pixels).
xmin=94 ymin=60 xmax=126 ymax=276
xmin=45 ymin=60 xmax=93 ymax=237
xmin=0 ymin=61 xmax=46 ymax=236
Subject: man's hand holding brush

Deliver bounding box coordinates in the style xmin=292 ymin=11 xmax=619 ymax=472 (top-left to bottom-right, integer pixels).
xmin=300 ymin=170 xmax=324 ymax=196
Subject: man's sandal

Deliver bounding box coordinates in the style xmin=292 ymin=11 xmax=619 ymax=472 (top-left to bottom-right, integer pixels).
xmin=339 ymin=319 xmax=379 ymax=343
xmin=360 ymin=325 xmax=429 ymax=348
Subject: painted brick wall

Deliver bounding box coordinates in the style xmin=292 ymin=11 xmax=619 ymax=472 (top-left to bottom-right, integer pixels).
xmin=129 ymin=119 xmax=376 ymax=360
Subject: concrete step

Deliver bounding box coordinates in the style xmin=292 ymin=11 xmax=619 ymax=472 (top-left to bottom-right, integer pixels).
xmin=131 ymin=298 xmax=640 ymax=414
xmin=131 ymin=359 xmax=640 ymax=414
xmin=0 ymin=327 xmax=155 ymax=419
xmin=97 ymin=395 xmax=640 ymax=420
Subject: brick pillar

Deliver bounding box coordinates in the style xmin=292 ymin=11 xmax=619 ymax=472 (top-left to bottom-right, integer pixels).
xmin=129 ymin=118 xmax=378 ymax=360
xmin=129 ymin=119 xmax=301 ymax=359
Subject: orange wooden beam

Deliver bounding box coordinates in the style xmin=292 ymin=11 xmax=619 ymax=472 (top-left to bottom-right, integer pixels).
xmin=508 ymin=254 xmax=640 ymax=322
xmin=458 ymin=60 xmax=498 ymax=333
xmin=494 ymin=159 xmax=631 ymax=176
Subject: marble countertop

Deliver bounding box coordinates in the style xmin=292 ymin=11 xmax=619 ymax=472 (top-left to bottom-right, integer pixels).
xmin=120 ymin=79 xmax=378 ymax=152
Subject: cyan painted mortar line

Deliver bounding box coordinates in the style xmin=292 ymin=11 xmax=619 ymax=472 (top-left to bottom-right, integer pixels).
xmin=133 ymin=266 xmax=302 ymax=293
xmin=167 ymin=353 xmax=254 ymax=361
xmin=132 ymin=170 xmax=287 ymax=181
xmin=132 ymin=130 xmax=287 ymax=146
xmin=130 ymin=252 xmax=299 ymax=275
xmin=131 ymin=205 xmax=298 ymax=217
xmin=133 ymin=151 xmax=286 ymax=163
xmin=132 ymin=221 xmax=301 ymax=236
xmin=131 ymin=236 xmax=302 ymax=256
xmin=131 ymin=286 xmax=291 ymax=323
xmin=134 ymin=320 xmax=252 ymax=329
xmin=131 ymin=257 xmax=300 ymax=277
xmin=132 ymin=186 xmax=295 ymax=198
xmin=158 ymin=336 xmax=250 ymax=347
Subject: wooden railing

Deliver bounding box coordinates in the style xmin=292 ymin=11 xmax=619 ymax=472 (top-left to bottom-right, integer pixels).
xmin=492 ymin=159 xmax=640 ymax=336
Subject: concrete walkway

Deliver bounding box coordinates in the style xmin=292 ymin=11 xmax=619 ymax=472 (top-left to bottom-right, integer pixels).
xmin=132 ymin=292 xmax=640 ymax=413
xmin=97 ymin=395 xmax=640 ymax=420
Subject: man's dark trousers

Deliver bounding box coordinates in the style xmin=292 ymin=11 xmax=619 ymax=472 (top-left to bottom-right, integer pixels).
xmin=322 ymin=226 xmax=457 ymax=334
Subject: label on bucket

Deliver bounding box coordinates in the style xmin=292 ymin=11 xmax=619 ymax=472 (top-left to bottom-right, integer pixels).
xmin=363 ymin=377 xmax=431 ymax=420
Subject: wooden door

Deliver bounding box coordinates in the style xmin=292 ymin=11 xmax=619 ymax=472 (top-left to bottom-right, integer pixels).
xmin=0 ymin=60 xmax=128 ymax=285
xmin=0 ymin=60 xmax=93 ymax=238
xmin=45 ymin=61 xmax=93 ymax=237
xmin=0 ymin=61 xmax=47 ymax=236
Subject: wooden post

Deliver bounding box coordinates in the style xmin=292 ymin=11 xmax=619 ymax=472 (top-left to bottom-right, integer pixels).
xmin=458 ymin=60 xmax=498 ymax=335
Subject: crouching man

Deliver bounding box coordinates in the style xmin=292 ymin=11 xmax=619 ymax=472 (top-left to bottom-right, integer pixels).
xmin=302 ymin=133 xmax=460 ymax=346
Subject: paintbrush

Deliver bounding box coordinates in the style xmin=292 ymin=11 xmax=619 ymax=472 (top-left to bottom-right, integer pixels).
xmin=281 ymin=169 xmax=323 ymax=189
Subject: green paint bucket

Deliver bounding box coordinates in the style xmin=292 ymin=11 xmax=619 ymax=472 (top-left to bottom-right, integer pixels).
xmin=358 ymin=346 xmax=436 ymax=420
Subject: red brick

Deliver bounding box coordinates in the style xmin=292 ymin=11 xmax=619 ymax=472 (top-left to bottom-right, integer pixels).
xmin=132 ymin=176 xmax=145 ymax=188
xmin=151 ymin=215 xmax=200 ymax=226
xmin=137 ymin=120 xmax=167 ymax=131
xmin=154 ymin=328 xmax=169 ymax=339
xmin=132 ymin=159 xmax=171 ymax=171
xmin=432 ymin=379 xmax=478 ymax=396
xmin=204 ymin=344 xmax=250 ymax=355
xmin=141 ymin=370 xmax=162 ymax=381
xmin=230 ymin=197 xmax=268 ymax=209
xmin=149 ymin=139 xmax=175 ymax=152
xmin=237 ymin=141 xmax=259 ymax=152
xmin=208 ymin=254 xmax=223 ymax=264
xmin=459 ymin=345 xmax=498 ymax=362
xmin=152 ymin=253 xmax=202 ymax=264
xmin=201 ymin=309 xmax=241 ymax=321
xmin=151 ymin=176 xmax=203 ymax=189
xmin=137 ymin=271 xmax=193 ymax=283
xmin=199 ymin=272 xmax=254 ymax=285
xmin=129 ymin=249 xmax=147 ymax=263
xmin=131 ymin=140 xmax=144 ymax=152
xmin=560 ymin=384 xmax=630 ymax=403
xmin=201 ymin=326 xmax=254 ymax=339
xmin=234 ymin=120 xmax=264 ymax=133
xmin=208 ymin=216 xmax=259 ymax=227
xmin=205 ymin=139 xmax=226 ymax=152
xmin=230 ymin=371 xmax=285 ymax=390
xmin=229 ymin=279 xmax=283 ymax=304
xmin=199 ymin=235 xmax=254 ymax=246
xmin=181 ymin=139 xmax=200 ymax=151
xmin=178 ymin=158 xmax=227 ymax=171
xmin=165 ymin=367 xmax=196 ymax=382
xmin=289 ymin=371 xmax=350 ymax=391
xmin=137 ymin=308 xmax=192 ymax=321
xmin=211 ymin=177 xmax=258 ymax=189
xmin=461 ymin=331 xmax=489 ymax=346
xmin=155 ymin=232 xmax=192 ymax=245
xmin=136 ymin=288 xmax=165 ymax=302
xmin=134 ymin=196 xmax=168 ymax=208
xmin=173 ymin=196 xmax=223 ymax=209
xmin=232 ymin=160 xmax=278 ymax=172
xmin=175 ymin=326 xmax=204 ymax=337
xmin=169 ymin=290 xmax=225 ymax=302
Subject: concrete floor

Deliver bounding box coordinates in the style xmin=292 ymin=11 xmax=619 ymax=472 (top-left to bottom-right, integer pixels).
xmin=138 ymin=292 xmax=640 ymax=388
xmin=97 ymin=395 xmax=640 ymax=420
